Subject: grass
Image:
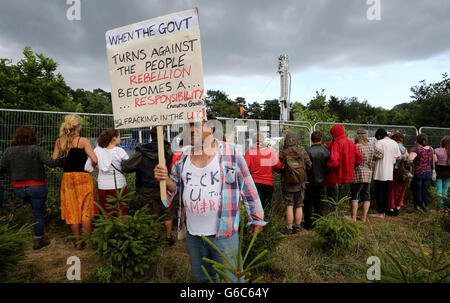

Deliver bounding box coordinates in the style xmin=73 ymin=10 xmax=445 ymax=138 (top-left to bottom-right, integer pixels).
xmin=6 ymin=181 xmax=450 ymax=283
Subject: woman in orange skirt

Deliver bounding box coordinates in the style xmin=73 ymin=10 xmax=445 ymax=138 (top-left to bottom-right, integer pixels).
xmin=53 ymin=115 xmax=98 ymax=250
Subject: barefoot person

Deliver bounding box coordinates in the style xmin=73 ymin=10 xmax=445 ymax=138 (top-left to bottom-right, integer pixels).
xmin=154 ymin=114 xmax=265 ymax=283
xmin=52 ymin=115 xmax=98 ymax=250
xmin=349 ymin=129 xmax=383 ymax=222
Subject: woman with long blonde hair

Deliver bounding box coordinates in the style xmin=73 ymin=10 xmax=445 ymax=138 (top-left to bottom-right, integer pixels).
xmin=52 ymin=114 xmax=98 ymax=250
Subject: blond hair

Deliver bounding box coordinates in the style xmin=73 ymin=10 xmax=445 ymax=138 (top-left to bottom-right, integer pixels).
xmin=355 ymin=134 xmax=369 ymax=145
xmin=58 ymin=114 xmax=82 ymax=157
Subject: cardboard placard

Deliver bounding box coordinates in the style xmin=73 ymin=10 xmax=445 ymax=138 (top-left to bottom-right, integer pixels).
xmin=106 ymin=8 xmax=206 ymax=129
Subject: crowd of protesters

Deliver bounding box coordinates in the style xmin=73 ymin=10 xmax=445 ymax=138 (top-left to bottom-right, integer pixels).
xmin=0 ymin=114 xmax=449 ymax=282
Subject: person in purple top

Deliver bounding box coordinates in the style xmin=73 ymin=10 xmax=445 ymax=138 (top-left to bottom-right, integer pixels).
xmin=408 ymin=134 xmax=437 ymax=211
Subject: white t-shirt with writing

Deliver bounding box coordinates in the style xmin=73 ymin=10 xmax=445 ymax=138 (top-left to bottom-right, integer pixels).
xmin=182 ymin=154 xmax=222 ymax=236
xmin=373 ymin=138 xmax=401 ymax=181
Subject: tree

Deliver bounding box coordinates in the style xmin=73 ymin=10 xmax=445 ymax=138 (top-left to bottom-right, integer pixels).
xmin=0 ymin=47 xmax=80 ymax=112
xmin=206 ymin=90 xmax=239 ymax=118
xmin=294 ymin=90 xmax=337 ymax=125
xmin=327 ymin=95 xmax=345 ymax=119
xmin=307 ymin=89 xmax=327 ymax=111
xmin=246 ymin=102 xmax=263 ymax=119
xmin=406 ymin=74 xmax=450 ymax=127
xmin=71 ymin=88 xmax=112 ymax=114
xmin=261 ymin=99 xmax=280 ymax=120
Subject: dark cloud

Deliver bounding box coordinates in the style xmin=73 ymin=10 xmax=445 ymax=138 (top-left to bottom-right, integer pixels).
xmin=0 ymin=0 xmax=449 ymax=90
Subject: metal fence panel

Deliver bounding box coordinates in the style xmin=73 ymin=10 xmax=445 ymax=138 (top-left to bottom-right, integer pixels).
xmin=0 ymin=109 xmax=163 ymax=200
xmin=6 ymin=108 xmax=446 ymax=203
xmin=0 ymin=109 xmax=313 ymax=201
xmin=419 ymin=127 xmax=450 ymax=148
xmin=216 ymin=118 xmax=312 ymax=156
xmin=314 ymin=122 xmax=419 ymax=150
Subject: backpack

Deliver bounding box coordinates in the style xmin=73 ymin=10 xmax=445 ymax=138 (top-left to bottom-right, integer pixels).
xmin=394 ymin=159 xmax=413 ymax=182
xmin=284 ymin=158 xmax=307 ymax=184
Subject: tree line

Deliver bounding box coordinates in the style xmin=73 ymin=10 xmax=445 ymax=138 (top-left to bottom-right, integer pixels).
xmin=1 ymin=47 xmax=449 ymax=128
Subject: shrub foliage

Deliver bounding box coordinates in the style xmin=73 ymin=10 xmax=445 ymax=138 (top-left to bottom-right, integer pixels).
xmin=313 ymin=196 xmax=362 ymax=253
xmin=81 ymin=187 xmax=163 ymax=282
xmin=0 ymin=216 xmax=31 ymax=282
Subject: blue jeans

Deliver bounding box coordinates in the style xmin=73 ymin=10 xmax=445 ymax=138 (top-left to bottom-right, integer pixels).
xmin=412 ymin=173 xmax=432 ymax=208
xmin=434 ymin=178 xmax=450 ymax=210
xmin=185 ymin=231 xmax=241 ymax=283
xmin=13 ymin=185 xmax=48 ymax=238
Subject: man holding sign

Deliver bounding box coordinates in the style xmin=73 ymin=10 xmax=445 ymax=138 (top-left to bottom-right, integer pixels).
xmin=106 ymin=9 xmax=264 ymax=282
xmin=154 ymin=113 xmax=266 ymax=283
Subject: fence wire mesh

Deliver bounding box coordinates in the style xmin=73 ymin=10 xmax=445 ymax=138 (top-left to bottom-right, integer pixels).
xmin=2 ymin=108 xmax=445 ymax=204
xmin=216 ymin=118 xmax=312 ymax=156
xmin=314 ymin=122 xmax=419 ymax=150
xmin=419 ymin=127 xmax=450 ymax=148
xmin=0 ymin=109 xmax=160 ymax=200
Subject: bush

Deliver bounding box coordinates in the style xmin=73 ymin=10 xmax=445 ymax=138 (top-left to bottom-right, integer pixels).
xmin=0 ymin=216 xmax=32 ymax=282
xmin=0 ymin=197 xmax=33 ymax=228
xmin=80 ymin=187 xmax=164 ymax=282
xmin=201 ymin=206 xmax=276 ymax=283
xmin=89 ymin=265 xmax=113 ymax=283
xmin=241 ymin=207 xmax=284 ymax=268
xmin=441 ymin=209 xmax=450 ymax=232
xmin=313 ymin=196 xmax=362 ymax=254
xmin=376 ymin=215 xmax=450 ymax=283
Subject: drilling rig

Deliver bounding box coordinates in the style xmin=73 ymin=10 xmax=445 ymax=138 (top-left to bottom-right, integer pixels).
xmin=278 ymin=54 xmax=290 ymax=122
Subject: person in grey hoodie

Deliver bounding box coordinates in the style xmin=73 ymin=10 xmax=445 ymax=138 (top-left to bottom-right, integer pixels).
xmin=0 ymin=126 xmax=63 ymax=250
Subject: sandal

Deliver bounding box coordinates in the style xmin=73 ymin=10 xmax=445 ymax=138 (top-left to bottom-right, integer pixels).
xmin=74 ymin=241 xmax=85 ymax=250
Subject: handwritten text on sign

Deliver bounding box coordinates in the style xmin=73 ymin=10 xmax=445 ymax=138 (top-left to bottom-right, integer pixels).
xmin=106 ymin=9 xmax=206 ymax=129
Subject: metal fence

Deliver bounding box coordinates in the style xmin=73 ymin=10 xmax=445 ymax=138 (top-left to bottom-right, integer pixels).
xmin=1 ymin=108 xmax=448 ymax=202
xmin=0 ymin=109 xmax=160 ymax=199
xmin=314 ymin=122 xmax=419 ymax=150
xmin=216 ymin=117 xmax=312 ymax=155
xmin=0 ymin=109 xmax=312 ymax=200
xmin=419 ymin=127 xmax=450 ymax=148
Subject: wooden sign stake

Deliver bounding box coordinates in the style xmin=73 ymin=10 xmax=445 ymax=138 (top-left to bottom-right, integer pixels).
xmin=157 ymin=125 xmax=167 ymax=201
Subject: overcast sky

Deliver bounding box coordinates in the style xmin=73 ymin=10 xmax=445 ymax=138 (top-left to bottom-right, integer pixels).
xmin=1 ymin=0 xmax=449 ymax=110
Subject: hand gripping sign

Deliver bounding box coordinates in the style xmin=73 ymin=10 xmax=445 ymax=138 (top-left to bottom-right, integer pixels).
xmin=106 ymin=8 xmax=206 ymax=201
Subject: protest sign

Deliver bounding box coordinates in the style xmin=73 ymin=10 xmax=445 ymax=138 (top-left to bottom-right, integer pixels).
xmin=106 ymin=8 xmax=206 ymax=200
xmin=106 ymin=8 xmax=206 ymax=130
